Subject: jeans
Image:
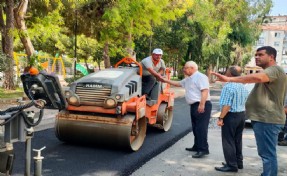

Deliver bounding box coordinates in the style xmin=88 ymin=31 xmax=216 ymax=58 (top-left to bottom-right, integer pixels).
xmin=252 ymin=121 xmax=283 ymax=176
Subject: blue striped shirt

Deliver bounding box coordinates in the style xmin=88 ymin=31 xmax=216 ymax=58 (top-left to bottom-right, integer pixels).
xmin=219 ymin=82 xmax=249 ymax=112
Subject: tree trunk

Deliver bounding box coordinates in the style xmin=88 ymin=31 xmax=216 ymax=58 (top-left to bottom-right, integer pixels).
xmin=206 ymin=64 xmax=214 ymax=83
xmin=14 ymin=0 xmax=34 ymax=58
xmin=2 ymin=0 xmax=15 ymax=89
xmin=126 ymin=20 xmax=134 ymax=57
xmin=103 ymin=42 xmax=111 ymax=68
xmin=0 ymin=7 xmax=5 ymax=52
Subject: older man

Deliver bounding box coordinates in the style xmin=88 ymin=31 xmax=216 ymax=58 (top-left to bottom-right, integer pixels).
xmin=215 ymin=66 xmax=249 ymax=172
xmin=163 ymin=61 xmax=212 ymax=158
xmin=212 ymin=46 xmax=287 ymax=176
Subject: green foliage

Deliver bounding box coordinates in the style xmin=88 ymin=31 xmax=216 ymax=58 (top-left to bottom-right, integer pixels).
xmin=29 ymin=54 xmax=44 ymax=70
xmin=64 ymin=74 xmax=83 ymax=85
xmin=6 ymin=0 xmax=273 ymax=78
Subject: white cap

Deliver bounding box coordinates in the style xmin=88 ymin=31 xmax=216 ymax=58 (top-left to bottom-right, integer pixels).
xmin=152 ymin=48 xmax=163 ymax=55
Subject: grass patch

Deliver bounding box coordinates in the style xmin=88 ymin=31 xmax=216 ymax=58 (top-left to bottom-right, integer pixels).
xmin=0 ymin=87 xmax=24 ymax=98
xmin=171 ymin=77 xmax=180 ymax=81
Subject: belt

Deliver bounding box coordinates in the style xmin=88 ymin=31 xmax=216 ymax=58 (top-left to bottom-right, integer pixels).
xmin=228 ymin=111 xmax=245 ymax=114
xmin=190 ymin=101 xmax=211 ymax=105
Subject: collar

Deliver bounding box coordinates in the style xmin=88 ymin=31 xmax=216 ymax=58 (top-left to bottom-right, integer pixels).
xmin=152 ymin=58 xmax=160 ymax=66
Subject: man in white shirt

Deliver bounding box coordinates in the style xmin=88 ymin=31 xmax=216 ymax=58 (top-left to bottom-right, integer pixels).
xmin=163 ymin=61 xmax=212 ymax=158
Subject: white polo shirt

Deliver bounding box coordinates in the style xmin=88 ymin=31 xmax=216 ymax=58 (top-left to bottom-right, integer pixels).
xmin=180 ymin=71 xmax=210 ymax=104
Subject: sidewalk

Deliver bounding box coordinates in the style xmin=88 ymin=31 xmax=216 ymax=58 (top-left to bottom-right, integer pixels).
xmin=131 ymin=128 xmax=287 ymax=176
xmin=133 ymin=85 xmax=287 ymax=176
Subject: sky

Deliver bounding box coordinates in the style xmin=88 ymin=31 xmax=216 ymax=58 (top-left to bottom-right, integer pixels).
xmin=270 ymin=0 xmax=287 ymax=16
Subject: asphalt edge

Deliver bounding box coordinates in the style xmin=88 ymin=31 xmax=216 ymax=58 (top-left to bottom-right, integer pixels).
xmin=122 ymin=128 xmax=192 ymax=176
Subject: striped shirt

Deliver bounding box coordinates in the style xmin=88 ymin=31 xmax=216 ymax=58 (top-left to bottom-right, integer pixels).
xmin=219 ymin=82 xmax=249 ymax=112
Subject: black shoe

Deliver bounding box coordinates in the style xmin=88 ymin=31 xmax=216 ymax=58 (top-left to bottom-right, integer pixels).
xmin=222 ymin=162 xmax=243 ymax=169
xmin=192 ymin=151 xmax=209 ymax=158
xmin=185 ymin=147 xmax=197 ymax=152
xmin=215 ymin=166 xmax=238 ymax=172
xmin=278 ymin=140 xmax=287 ymax=146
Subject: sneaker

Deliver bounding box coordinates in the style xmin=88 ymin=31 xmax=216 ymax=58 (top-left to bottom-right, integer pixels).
xmin=278 ymin=140 xmax=287 ymax=146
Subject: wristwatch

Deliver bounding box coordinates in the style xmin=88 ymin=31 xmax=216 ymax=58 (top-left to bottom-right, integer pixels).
xmin=218 ymin=117 xmax=224 ymax=120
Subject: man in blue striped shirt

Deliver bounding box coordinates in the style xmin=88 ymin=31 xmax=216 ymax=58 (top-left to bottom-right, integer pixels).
xmin=215 ymin=66 xmax=249 ymax=173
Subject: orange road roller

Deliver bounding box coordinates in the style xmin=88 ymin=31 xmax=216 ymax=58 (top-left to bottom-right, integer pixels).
xmin=55 ymin=57 xmax=174 ymax=151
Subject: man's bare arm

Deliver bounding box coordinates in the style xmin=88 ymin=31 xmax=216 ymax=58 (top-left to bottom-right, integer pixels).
xmin=199 ymin=89 xmax=209 ymax=106
xmin=219 ymin=105 xmax=231 ymax=119
xmin=147 ymin=68 xmax=164 ymax=81
xmin=163 ymin=79 xmax=181 ymax=87
xmin=211 ymin=72 xmax=270 ymax=83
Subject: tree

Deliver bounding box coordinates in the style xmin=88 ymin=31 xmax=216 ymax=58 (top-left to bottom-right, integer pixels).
xmin=14 ymin=0 xmax=34 ymax=56
xmin=0 ymin=0 xmax=15 ymax=89
xmin=186 ymin=0 xmax=273 ymax=79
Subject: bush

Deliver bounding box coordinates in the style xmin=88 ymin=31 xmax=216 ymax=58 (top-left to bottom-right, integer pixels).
xmin=64 ymin=74 xmax=83 ymax=85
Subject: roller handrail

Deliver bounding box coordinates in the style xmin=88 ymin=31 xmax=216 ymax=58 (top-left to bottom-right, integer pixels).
xmin=114 ymin=57 xmax=143 ymax=77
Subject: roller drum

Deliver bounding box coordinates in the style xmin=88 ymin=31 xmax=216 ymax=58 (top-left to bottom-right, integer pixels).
xmin=55 ymin=111 xmax=147 ymax=151
xmin=156 ymin=103 xmax=173 ymax=131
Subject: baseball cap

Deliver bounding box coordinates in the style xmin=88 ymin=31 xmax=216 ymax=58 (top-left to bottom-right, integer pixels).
xmin=152 ymin=48 xmax=163 ymax=55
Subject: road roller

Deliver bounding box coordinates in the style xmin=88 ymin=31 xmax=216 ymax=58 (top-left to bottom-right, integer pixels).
xmin=55 ymin=57 xmax=174 ymax=151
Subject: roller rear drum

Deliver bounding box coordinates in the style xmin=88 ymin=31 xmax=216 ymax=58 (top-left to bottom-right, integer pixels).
xmin=55 ymin=111 xmax=147 ymax=151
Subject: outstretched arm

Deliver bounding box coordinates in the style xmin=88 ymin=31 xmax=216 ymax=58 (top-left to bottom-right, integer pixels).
xmin=162 ymin=78 xmax=181 ymax=87
xmin=147 ymin=68 xmax=164 ymax=82
xmin=211 ymin=72 xmax=270 ymax=83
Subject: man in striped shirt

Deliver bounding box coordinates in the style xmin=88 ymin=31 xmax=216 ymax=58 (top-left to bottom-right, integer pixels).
xmin=215 ymin=66 xmax=249 ymax=173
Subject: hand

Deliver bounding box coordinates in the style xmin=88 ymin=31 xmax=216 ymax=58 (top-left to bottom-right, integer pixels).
xmin=198 ymin=104 xmax=205 ymax=113
xmin=162 ymin=78 xmax=168 ymax=83
xmin=156 ymin=75 xmax=164 ymax=82
xmin=217 ymin=119 xmax=224 ymax=126
xmin=211 ymin=72 xmax=230 ymax=82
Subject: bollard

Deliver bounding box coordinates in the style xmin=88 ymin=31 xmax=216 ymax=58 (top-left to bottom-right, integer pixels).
xmin=25 ymin=127 xmax=34 ymax=176
xmin=33 ymin=146 xmax=46 ymax=176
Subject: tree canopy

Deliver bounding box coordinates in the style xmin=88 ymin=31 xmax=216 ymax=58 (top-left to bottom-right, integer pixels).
xmin=0 ymin=0 xmax=273 ymax=89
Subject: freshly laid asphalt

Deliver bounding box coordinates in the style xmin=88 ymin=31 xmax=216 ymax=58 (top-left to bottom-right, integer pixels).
xmin=10 ymin=97 xmax=193 ymax=176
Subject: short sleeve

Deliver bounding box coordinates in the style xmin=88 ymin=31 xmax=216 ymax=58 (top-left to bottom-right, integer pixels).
xmin=219 ymin=86 xmax=233 ymax=106
xmin=264 ymin=66 xmax=284 ymax=82
xmin=180 ymin=78 xmax=186 ymax=87
xmin=196 ymin=75 xmax=209 ymax=90
xmin=141 ymin=57 xmax=153 ymax=69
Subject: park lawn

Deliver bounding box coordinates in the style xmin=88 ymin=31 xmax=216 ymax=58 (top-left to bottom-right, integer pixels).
xmin=0 ymin=87 xmax=24 ymax=98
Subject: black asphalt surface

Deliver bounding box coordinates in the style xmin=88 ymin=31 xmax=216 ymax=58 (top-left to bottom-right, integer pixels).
xmin=11 ymin=98 xmax=192 ymax=176
xmin=11 ymin=89 xmax=221 ymax=176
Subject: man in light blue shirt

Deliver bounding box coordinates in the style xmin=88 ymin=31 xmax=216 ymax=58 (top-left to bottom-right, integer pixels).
xmin=215 ymin=66 xmax=249 ymax=173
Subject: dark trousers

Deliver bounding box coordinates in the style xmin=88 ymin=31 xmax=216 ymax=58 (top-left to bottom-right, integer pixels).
xmin=278 ymin=115 xmax=287 ymax=141
xmin=222 ymin=111 xmax=245 ymax=168
xmin=190 ymin=101 xmax=212 ymax=152
xmin=142 ymin=75 xmax=156 ymax=96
